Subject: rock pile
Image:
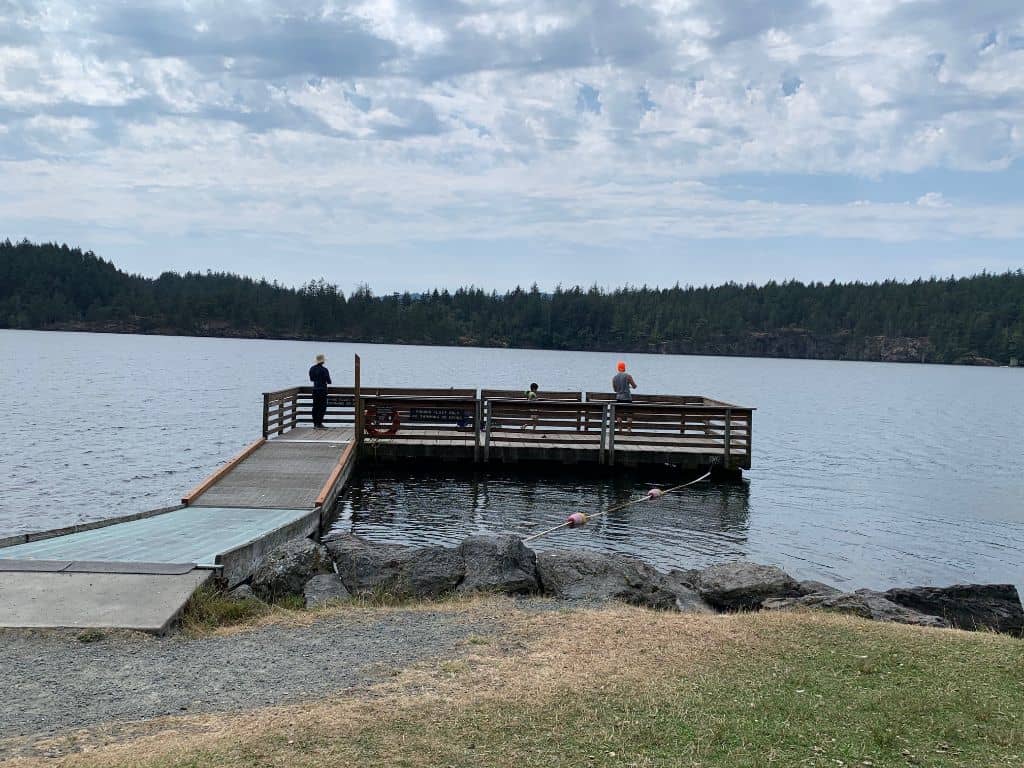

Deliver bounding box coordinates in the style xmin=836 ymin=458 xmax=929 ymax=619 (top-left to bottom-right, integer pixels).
xmin=245 ymin=534 xmax=1023 ymax=636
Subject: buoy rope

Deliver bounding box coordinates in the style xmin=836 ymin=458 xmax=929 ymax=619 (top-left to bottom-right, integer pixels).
xmin=523 ymin=470 xmax=713 ymax=543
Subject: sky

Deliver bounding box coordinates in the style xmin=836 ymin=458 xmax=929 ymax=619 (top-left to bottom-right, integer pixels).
xmin=1 ymin=0 xmax=1023 ymax=293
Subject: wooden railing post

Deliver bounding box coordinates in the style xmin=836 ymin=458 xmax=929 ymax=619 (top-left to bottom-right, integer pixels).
xmin=474 ymin=397 xmax=482 ymax=463
xmin=723 ymin=407 xmax=732 ymax=465
xmin=276 ymin=397 xmax=284 ymax=435
xmin=354 ymin=354 xmax=362 ymax=445
xmin=262 ymin=392 xmax=270 ymax=438
xmin=598 ymin=403 xmax=608 ymax=464
xmin=484 ymin=401 xmax=492 ymax=462
xmin=746 ymin=411 xmax=753 ymax=464
xmin=607 ymin=403 xmax=616 ymax=466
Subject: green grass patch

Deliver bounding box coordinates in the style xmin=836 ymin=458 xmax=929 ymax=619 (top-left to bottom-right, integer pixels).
xmin=179 ymin=585 xmax=272 ymax=632
xmin=347 ymin=616 xmax=1024 ymax=768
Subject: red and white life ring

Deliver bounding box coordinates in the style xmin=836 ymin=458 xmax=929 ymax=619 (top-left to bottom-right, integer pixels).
xmin=364 ymin=406 xmax=401 ymax=436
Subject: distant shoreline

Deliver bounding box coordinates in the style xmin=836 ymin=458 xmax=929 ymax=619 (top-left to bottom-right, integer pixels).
xmin=4 ymin=241 xmax=1023 ymax=368
xmin=2 ymin=324 xmax=1014 ymax=368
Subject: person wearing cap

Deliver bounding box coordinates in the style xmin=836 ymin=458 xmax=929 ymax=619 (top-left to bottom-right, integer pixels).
xmin=612 ymin=361 xmax=636 ymax=402
xmin=612 ymin=361 xmax=637 ymax=433
xmin=309 ymin=354 xmax=332 ymax=429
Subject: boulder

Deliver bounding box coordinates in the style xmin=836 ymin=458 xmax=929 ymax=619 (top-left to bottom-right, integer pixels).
xmin=658 ymin=570 xmax=715 ymax=613
xmin=399 ymin=545 xmax=465 ymax=598
xmin=324 ymin=535 xmax=464 ymax=599
xmin=536 ymin=550 xmax=683 ymax=610
xmin=252 ymin=538 xmax=331 ymax=600
xmin=763 ymin=590 xmax=949 ymax=628
xmin=325 ymin=534 xmax=415 ymax=595
xmin=798 ymin=580 xmax=842 ymax=597
xmin=304 ymin=574 xmax=351 ymax=608
xmin=664 ymin=568 xmax=701 ymax=590
xmin=883 ymin=584 xmax=1024 ymax=636
xmin=693 ymin=561 xmax=802 ymax=610
xmin=846 ymin=590 xmax=950 ymax=627
xmin=227 ymin=584 xmax=258 ymax=602
xmin=457 ymin=534 xmax=539 ymax=594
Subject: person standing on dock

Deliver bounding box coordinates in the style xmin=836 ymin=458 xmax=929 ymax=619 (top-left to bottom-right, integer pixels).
xmin=612 ymin=361 xmax=636 ymax=402
xmin=612 ymin=361 xmax=637 ymax=433
xmin=309 ymin=353 xmax=332 ymax=429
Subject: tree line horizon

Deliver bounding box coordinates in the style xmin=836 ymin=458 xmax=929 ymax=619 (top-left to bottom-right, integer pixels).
xmin=3 ymin=239 xmax=1023 ymax=365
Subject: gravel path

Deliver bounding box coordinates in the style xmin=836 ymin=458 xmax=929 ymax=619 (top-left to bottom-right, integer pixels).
xmin=0 ymin=608 xmax=498 ymax=754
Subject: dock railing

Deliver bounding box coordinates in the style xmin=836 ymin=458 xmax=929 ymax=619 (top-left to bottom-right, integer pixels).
xmin=262 ymin=386 xmax=358 ymax=436
xmin=262 ymin=386 xmax=753 ymax=468
xmin=483 ymin=398 xmax=606 ymax=461
xmin=602 ymin=402 xmax=752 ymax=468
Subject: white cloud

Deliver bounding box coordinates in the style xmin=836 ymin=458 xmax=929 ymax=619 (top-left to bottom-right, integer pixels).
xmin=0 ymin=0 xmax=1022 ymax=286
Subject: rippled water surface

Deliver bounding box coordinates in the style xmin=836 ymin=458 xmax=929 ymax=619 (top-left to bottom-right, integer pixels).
xmin=2 ymin=329 xmax=1022 ymax=591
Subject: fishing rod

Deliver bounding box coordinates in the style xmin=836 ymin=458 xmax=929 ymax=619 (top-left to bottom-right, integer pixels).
xmin=523 ymin=470 xmax=713 ymax=543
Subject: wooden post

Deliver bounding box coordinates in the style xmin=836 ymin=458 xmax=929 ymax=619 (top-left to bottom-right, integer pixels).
xmin=474 ymin=397 xmax=482 ymax=463
xmin=484 ymin=401 xmax=492 ymax=462
xmin=608 ymin=403 xmax=616 ymax=467
xmin=598 ymin=404 xmax=607 ymax=465
xmin=723 ymin=407 xmax=732 ymax=466
xmin=290 ymin=392 xmax=298 ymax=431
xmin=276 ymin=397 xmax=284 ymax=435
xmin=746 ymin=410 xmax=752 ymax=464
xmin=262 ymin=392 xmax=270 ymax=438
xmin=354 ymin=354 xmax=362 ymax=445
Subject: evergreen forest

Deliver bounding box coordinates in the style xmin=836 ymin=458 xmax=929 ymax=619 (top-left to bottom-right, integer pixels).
xmin=2 ymin=239 xmax=1023 ymax=365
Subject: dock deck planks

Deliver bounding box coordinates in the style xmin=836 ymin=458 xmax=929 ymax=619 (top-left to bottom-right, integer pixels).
xmin=190 ymin=437 xmax=352 ymax=509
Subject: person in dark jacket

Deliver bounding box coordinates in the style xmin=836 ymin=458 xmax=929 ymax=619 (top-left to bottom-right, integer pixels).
xmin=309 ymin=353 xmax=331 ymax=428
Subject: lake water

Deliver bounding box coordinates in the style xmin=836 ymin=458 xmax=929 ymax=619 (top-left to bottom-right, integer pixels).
xmin=2 ymin=329 xmax=1022 ymax=592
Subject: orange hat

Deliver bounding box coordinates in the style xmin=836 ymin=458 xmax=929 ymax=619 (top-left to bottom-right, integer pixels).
xmin=616 ymin=361 xmax=626 ymax=372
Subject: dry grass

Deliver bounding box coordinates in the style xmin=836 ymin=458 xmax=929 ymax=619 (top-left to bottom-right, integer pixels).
xmin=4 ymin=601 xmax=1022 ymax=768
xmin=180 ymin=583 xmax=512 ymax=637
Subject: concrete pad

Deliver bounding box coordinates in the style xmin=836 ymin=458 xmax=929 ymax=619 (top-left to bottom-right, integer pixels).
xmin=0 ymin=560 xmax=70 ymax=572
xmin=0 ymin=507 xmax=316 ymax=567
xmin=0 ymin=570 xmax=211 ymax=634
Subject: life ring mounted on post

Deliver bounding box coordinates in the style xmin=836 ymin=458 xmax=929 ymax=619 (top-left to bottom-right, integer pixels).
xmin=364 ymin=405 xmax=401 ymax=436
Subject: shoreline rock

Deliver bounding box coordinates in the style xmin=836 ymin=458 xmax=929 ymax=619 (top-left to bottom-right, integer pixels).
xmin=251 ymin=538 xmax=331 ymax=601
xmin=248 ymin=535 xmax=1024 ymax=635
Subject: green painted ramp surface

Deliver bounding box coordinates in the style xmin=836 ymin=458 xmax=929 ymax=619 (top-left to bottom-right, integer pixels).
xmin=0 ymin=507 xmax=313 ymax=567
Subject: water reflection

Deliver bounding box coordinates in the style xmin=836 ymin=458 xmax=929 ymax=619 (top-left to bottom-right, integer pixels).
xmin=324 ymin=467 xmax=752 ymax=573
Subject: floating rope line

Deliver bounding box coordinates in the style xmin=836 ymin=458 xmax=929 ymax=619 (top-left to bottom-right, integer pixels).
xmin=523 ymin=470 xmax=713 ymax=543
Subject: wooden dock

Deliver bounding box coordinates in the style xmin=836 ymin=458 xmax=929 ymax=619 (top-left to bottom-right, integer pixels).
xmin=263 ymin=384 xmax=752 ymax=473
xmin=0 ymin=355 xmax=752 ymax=632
